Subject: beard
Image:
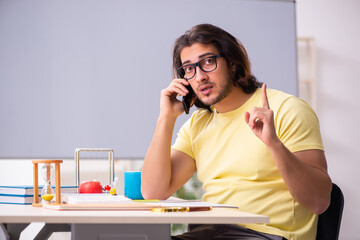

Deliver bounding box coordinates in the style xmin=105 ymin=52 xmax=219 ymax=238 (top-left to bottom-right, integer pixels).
xmin=198 ymin=77 xmax=233 ymax=107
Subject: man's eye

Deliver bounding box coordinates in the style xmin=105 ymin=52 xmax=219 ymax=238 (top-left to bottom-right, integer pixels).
xmin=204 ymin=58 xmax=215 ymax=65
xmin=184 ymin=66 xmax=194 ymax=73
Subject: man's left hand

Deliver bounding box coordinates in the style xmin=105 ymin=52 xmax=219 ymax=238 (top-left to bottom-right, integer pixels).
xmin=244 ymin=83 xmax=280 ymax=147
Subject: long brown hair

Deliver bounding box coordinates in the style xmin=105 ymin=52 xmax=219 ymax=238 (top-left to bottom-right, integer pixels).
xmin=172 ymin=24 xmax=262 ymax=111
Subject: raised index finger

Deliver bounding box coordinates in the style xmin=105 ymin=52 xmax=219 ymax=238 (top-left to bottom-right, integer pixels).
xmin=262 ymin=83 xmax=270 ymax=109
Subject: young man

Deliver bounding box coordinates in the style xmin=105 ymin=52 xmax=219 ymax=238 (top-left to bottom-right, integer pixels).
xmin=141 ymin=24 xmax=332 ymax=240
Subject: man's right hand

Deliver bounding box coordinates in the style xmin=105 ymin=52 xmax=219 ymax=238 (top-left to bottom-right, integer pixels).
xmin=160 ymin=78 xmax=191 ymax=118
xmin=142 ymin=78 xmax=197 ymax=200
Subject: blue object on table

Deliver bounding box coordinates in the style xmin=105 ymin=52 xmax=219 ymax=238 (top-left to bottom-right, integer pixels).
xmin=124 ymin=171 xmax=144 ymax=200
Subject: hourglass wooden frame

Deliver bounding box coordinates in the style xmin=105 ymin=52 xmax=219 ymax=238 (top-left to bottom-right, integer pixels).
xmin=32 ymin=159 xmax=63 ymax=207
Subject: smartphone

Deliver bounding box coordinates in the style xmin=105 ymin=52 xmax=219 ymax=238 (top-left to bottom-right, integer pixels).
xmin=182 ymin=84 xmax=194 ymax=114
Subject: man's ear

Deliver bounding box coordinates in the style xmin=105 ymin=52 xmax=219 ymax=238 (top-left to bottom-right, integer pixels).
xmin=231 ymin=63 xmax=236 ymax=72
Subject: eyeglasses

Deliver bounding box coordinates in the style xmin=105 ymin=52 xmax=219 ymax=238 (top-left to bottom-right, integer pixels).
xmin=177 ymin=54 xmax=222 ymax=80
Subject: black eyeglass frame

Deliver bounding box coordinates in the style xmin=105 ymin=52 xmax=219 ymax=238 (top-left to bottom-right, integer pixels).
xmin=177 ymin=54 xmax=222 ymax=80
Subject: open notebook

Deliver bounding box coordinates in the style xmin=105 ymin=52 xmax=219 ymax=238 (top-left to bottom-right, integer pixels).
xmin=61 ymin=193 xmax=133 ymax=204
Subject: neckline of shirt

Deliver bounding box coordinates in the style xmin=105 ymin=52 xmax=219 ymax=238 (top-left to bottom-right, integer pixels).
xmin=213 ymin=88 xmax=261 ymax=118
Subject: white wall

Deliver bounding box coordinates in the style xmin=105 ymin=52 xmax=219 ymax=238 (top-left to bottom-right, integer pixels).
xmin=296 ymin=0 xmax=360 ymax=239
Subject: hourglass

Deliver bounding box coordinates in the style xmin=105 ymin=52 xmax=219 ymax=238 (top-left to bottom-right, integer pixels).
xmin=32 ymin=160 xmax=63 ymax=207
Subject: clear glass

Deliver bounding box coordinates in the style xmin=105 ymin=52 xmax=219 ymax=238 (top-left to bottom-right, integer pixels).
xmin=40 ymin=163 xmax=55 ymax=202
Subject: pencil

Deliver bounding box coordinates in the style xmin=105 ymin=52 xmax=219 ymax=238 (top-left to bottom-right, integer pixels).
xmin=151 ymin=206 xmax=212 ymax=212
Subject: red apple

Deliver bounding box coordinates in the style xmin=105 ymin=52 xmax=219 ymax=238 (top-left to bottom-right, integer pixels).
xmin=79 ymin=180 xmax=103 ymax=193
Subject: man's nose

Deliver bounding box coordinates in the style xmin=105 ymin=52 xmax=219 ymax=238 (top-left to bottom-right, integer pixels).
xmin=194 ymin=66 xmax=208 ymax=83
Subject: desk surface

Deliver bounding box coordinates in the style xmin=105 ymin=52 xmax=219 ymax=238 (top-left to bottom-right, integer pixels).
xmin=0 ymin=204 xmax=269 ymax=225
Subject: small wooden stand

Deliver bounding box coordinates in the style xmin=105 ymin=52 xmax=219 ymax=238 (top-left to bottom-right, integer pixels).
xmin=32 ymin=160 xmax=63 ymax=207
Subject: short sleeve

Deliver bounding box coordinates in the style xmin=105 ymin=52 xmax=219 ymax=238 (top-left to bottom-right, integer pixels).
xmin=171 ymin=117 xmax=195 ymax=159
xmin=275 ymin=96 xmax=324 ymax=153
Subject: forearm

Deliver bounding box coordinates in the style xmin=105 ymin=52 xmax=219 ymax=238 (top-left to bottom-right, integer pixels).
xmin=141 ymin=114 xmax=177 ymax=199
xmin=268 ymin=141 xmax=332 ymax=214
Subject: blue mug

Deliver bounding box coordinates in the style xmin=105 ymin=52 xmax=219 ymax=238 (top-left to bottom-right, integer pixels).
xmin=124 ymin=171 xmax=144 ymax=200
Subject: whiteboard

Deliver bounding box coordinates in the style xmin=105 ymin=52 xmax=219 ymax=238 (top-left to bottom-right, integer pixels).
xmin=0 ymin=0 xmax=297 ymax=159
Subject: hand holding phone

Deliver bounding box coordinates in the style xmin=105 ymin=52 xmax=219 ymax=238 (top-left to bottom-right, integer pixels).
xmin=182 ymin=84 xmax=194 ymax=114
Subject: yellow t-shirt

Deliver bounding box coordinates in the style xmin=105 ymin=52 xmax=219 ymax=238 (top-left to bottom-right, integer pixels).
xmin=172 ymin=88 xmax=324 ymax=240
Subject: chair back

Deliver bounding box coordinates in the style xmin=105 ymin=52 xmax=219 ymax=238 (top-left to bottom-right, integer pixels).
xmin=316 ymin=183 xmax=344 ymax=240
